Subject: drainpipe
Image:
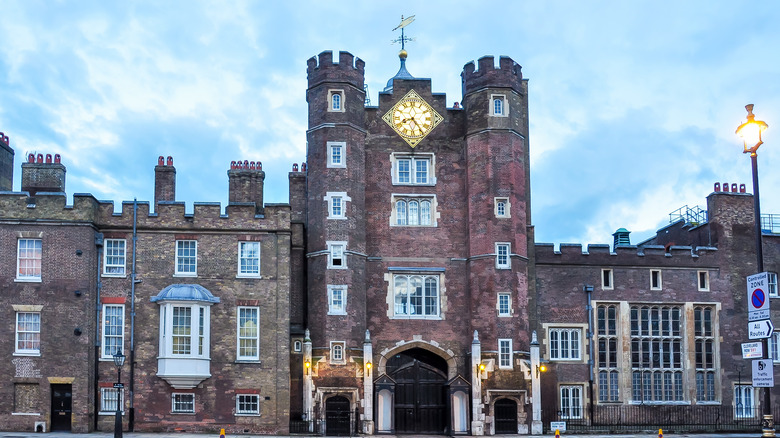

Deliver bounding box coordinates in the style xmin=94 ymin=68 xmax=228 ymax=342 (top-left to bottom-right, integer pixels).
xmin=584 ymin=284 xmax=595 ymax=425
xmin=129 ymin=199 xmax=138 ymax=430
xmin=94 ymin=232 xmax=104 ymax=431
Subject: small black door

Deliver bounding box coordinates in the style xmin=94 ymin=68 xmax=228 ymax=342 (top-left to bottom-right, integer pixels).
xmin=325 ymin=396 xmax=351 ymax=436
xmin=50 ymin=384 xmax=72 ymax=431
xmin=494 ymin=398 xmax=518 ymax=434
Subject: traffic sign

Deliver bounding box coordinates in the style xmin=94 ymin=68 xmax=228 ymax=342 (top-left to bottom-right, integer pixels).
xmin=113 ymin=383 xmax=124 ymax=389
xmin=748 ymin=272 xmax=770 ymax=312
xmin=748 ymin=319 xmax=774 ymax=339
xmin=742 ymin=342 xmax=764 ymax=359
xmin=752 ymin=359 xmax=775 ymax=387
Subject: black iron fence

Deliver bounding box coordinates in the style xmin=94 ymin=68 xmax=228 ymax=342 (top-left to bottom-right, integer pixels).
xmin=543 ymin=404 xmax=780 ymax=434
xmin=290 ymin=408 xmax=360 ymax=436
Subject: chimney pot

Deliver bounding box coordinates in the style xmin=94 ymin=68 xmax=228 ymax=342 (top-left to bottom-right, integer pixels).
xmin=723 ymin=182 xmax=729 ymax=192
xmin=714 ymin=182 xmax=720 ymax=192
xmin=740 ymin=183 xmax=746 ymax=193
xmin=28 ymin=153 xmax=35 ymax=163
xmin=302 ymin=162 xmax=307 ymax=172
xmin=54 ymin=154 xmax=61 ymax=164
xmin=731 ymin=183 xmax=737 ymax=192
xmin=37 ymin=153 xmax=43 ymax=163
xmin=293 ymin=163 xmax=299 ymax=172
xmin=166 ymin=156 xmax=173 ymax=166
xmin=45 ymin=154 xmax=52 ymax=164
xmin=158 ymin=156 xmax=164 ymax=165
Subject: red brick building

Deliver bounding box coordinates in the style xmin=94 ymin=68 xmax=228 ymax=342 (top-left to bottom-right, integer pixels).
xmin=2 ymin=49 xmax=780 ymax=436
xmin=0 ymin=148 xmax=293 ymax=434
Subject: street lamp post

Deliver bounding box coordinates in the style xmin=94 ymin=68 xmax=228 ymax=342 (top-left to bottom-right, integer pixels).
xmin=112 ymin=350 xmax=126 ymax=438
xmin=736 ymin=104 xmax=772 ymax=437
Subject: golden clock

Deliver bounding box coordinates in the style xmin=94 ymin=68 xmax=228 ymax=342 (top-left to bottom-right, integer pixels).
xmin=383 ymin=90 xmax=443 ymax=148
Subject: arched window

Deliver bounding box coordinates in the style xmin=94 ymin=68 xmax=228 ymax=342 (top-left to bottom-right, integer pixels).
xmin=408 ymin=201 xmax=419 ymax=225
xmin=396 ymin=200 xmax=407 ymax=225
xmin=420 ymin=200 xmax=431 ymax=225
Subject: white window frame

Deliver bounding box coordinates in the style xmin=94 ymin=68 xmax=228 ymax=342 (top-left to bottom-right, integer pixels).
xmin=602 ymin=269 xmax=613 ymax=290
xmin=103 ymin=239 xmax=127 ymax=276
xmin=324 ymin=192 xmax=350 ymax=220
xmin=236 ymin=393 xmax=260 ymax=416
xmin=769 ymin=331 xmax=780 ymax=363
xmin=159 ymin=303 xmax=211 ymax=359
xmin=391 ymin=153 xmax=435 ymax=186
xmin=330 ymin=341 xmax=346 ymax=364
xmin=549 ymin=328 xmax=582 ymax=361
xmin=490 ymin=94 xmax=508 ymax=117
xmin=16 ymin=238 xmax=42 ymax=281
xmin=392 ymin=273 xmax=441 ymax=319
xmin=100 ymin=388 xmax=124 ymax=414
xmin=293 ymin=340 xmax=302 ymax=352
xmin=101 ymin=304 xmax=125 ymax=359
xmin=172 ymin=393 xmax=195 ymax=413
xmin=769 ymin=272 xmax=778 ymax=298
xmin=15 ymin=311 xmax=41 ymax=356
xmin=494 ymin=197 xmax=510 ymax=218
xmin=497 ymin=293 xmax=511 ymax=317
xmin=734 ymin=385 xmax=756 ymax=419
xmin=698 ymin=271 xmax=710 ymax=291
xmin=560 ymin=385 xmax=583 ymax=419
xmin=327 ymin=89 xmax=345 ymax=112
xmin=496 ymin=243 xmax=511 ymax=269
xmin=498 ymin=339 xmax=513 ymax=369
xmin=328 ymin=285 xmax=347 ymax=315
xmin=392 ymin=195 xmax=437 ymax=227
xmin=650 ymin=269 xmax=662 ymax=290
xmin=327 ymin=142 xmax=346 ymax=168
xmin=237 ymin=241 xmax=261 ymax=278
xmin=327 ymin=241 xmax=347 ymax=269
xmin=175 ymin=240 xmax=198 ymax=277
xmin=237 ymin=306 xmax=260 ymax=361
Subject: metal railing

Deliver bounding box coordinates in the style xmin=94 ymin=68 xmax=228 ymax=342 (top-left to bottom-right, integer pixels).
xmin=289 ymin=408 xmax=360 ymax=436
xmin=543 ymin=404 xmax=780 ymax=434
xmin=762 ymin=214 xmax=780 ymax=234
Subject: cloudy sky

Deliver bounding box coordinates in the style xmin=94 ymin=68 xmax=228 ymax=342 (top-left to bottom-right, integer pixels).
xmin=2 ymin=1 xmax=779 ymax=246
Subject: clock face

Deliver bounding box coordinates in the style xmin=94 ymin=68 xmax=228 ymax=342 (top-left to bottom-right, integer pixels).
xmin=383 ymin=90 xmax=443 ymax=148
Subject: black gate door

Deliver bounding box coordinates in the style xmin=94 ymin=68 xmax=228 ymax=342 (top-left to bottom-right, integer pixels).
xmin=325 ymin=396 xmax=351 ymax=436
xmin=50 ymin=384 xmax=72 ymax=431
xmin=390 ymin=351 xmax=447 ymax=434
xmin=494 ymin=398 xmax=518 ymax=434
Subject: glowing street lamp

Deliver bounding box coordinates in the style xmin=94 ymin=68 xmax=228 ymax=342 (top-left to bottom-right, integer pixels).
xmin=736 ymin=104 xmax=773 ymax=438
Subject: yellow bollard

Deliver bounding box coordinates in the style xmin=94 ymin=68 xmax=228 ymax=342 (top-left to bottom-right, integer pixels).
xmin=658 ymin=428 xmax=663 ymax=438
xmin=555 ymin=428 xmax=560 ymax=438
xmin=220 ymin=428 xmax=226 ymax=438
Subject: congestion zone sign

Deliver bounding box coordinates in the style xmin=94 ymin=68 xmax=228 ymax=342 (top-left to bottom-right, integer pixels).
xmin=747 ymin=272 xmax=770 ymax=321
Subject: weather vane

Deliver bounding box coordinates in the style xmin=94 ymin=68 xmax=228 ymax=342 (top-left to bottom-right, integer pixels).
xmin=391 ymin=15 xmax=415 ymax=50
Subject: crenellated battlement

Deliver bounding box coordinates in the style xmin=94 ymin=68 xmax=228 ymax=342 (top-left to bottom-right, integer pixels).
xmin=535 ymin=242 xmax=718 ymax=265
xmin=307 ymin=51 xmax=365 ymax=89
xmin=461 ymin=55 xmax=523 ymax=95
xmin=0 ymin=191 xmax=291 ymax=231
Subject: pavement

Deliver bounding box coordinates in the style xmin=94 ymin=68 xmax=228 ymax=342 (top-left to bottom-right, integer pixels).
xmin=0 ymin=432 xmax=763 ymax=438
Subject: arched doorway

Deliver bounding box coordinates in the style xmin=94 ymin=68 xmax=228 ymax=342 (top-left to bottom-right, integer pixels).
xmin=325 ymin=396 xmax=351 ymax=436
xmin=494 ymin=398 xmax=518 ymax=434
xmin=388 ymin=348 xmax=448 ymax=434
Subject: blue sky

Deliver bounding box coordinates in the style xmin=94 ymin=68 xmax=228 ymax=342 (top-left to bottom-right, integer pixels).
xmin=2 ymin=1 xmax=779 ymax=246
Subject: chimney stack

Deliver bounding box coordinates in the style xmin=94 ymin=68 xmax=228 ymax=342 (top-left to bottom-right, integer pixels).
xmin=0 ymin=132 xmax=13 ymax=191
xmin=155 ymin=156 xmax=176 ymax=210
xmin=228 ymin=160 xmax=265 ymax=213
xmin=21 ymin=153 xmax=66 ymax=195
